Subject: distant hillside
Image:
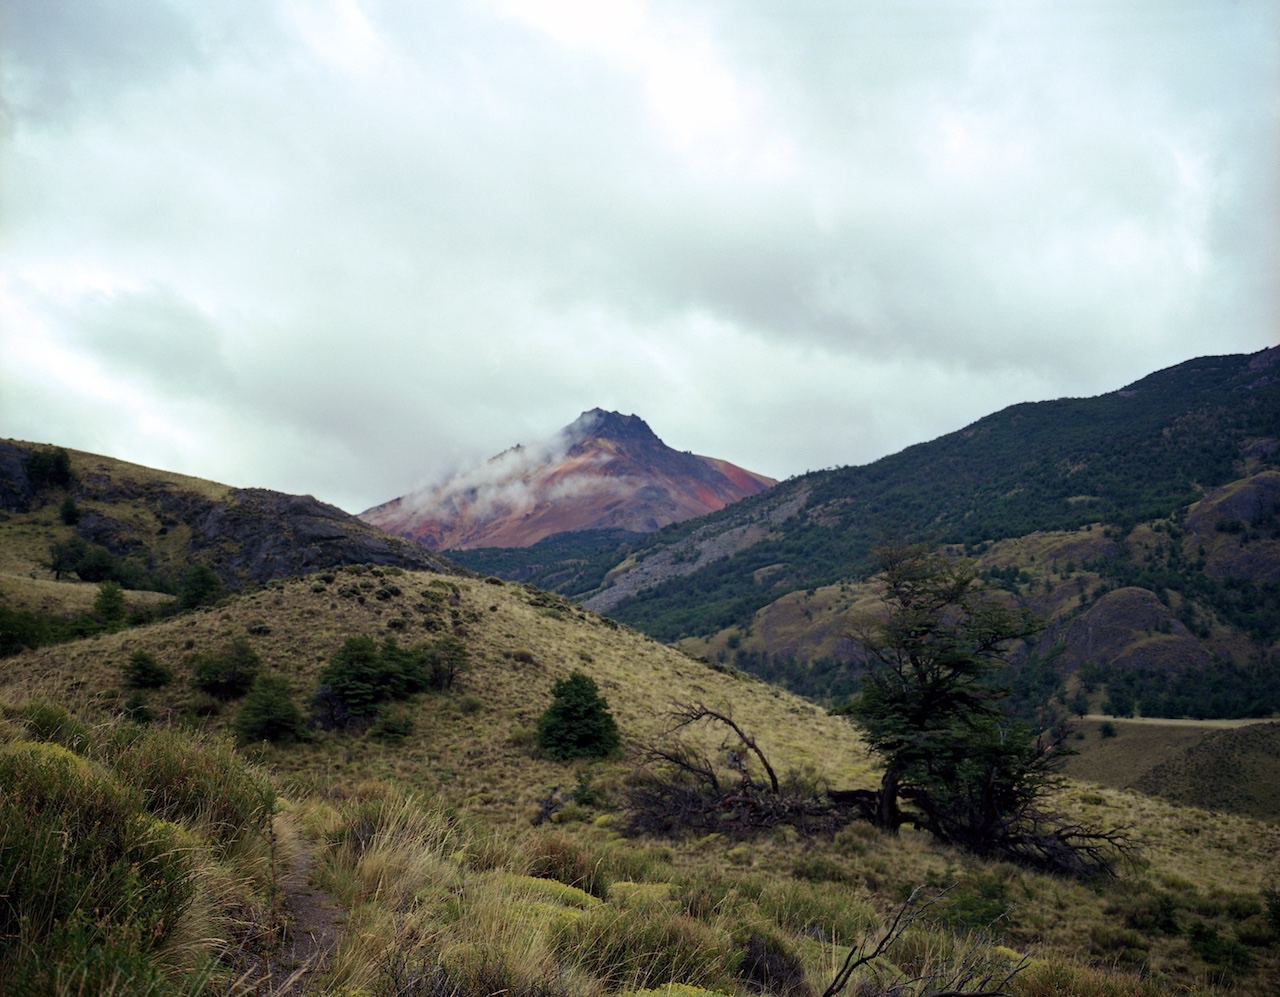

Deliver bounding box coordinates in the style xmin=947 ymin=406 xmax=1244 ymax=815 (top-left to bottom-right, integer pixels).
xmin=1062 ymin=717 xmax=1280 ymax=821
xmin=451 ymin=349 xmax=1280 ymax=719
xmin=0 ymin=440 xmax=458 ymax=606
xmin=360 ymin=409 xmax=775 ymax=550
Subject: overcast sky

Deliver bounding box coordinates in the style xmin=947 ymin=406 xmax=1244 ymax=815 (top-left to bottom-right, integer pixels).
xmin=2 ymin=0 xmax=1276 ymax=514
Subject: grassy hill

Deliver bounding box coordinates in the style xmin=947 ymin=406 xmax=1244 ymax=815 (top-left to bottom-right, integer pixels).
xmin=2 ymin=562 xmax=1279 ymax=995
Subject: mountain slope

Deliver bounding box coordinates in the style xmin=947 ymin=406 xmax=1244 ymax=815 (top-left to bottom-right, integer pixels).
xmin=577 ymin=349 xmax=1277 ymax=625
xmin=0 ymin=440 xmax=458 ymax=603
xmin=359 ymin=409 xmax=775 ymax=550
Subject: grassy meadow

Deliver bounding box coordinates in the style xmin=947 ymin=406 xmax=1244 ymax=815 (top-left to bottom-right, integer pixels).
xmin=1 ymin=565 xmax=1278 ymax=995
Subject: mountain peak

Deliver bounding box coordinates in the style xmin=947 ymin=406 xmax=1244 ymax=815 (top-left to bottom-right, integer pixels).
xmin=567 ymin=409 xmax=660 ymax=445
xmin=360 ymin=411 xmax=775 ymax=550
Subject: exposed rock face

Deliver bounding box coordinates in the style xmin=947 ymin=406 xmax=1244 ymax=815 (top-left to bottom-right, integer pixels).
xmin=361 ymin=409 xmax=776 ymax=550
xmin=188 ymin=489 xmax=455 ymax=585
xmin=0 ymin=442 xmax=33 ymax=513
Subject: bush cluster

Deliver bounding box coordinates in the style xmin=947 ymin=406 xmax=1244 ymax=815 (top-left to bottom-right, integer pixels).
xmin=189 ymin=637 xmax=261 ymax=700
xmin=312 ymin=634 xmax=468 ymax=731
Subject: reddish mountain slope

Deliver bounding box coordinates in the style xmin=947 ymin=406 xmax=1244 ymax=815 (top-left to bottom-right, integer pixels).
xmin=360 ymin=410 xmax=776 ymax=550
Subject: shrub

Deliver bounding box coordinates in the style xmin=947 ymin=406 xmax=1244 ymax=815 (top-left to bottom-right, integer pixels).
xmin=536 ymin=672 xmax=620 ymax=761
xmin=122 ymin=691 xmax=154 ymax=725
xmin=370 ymin=707 xmax=416 ymax=743
xmin=235 ymin=674 xmax=306 ymax=745
xmin=178 ymin=562 xmax=224 ymax=610
xmin=123 ymin=649 xmax=173 ymax=689
xmin=0 ymin=741 xmax=194 ymax=994
xmin=58 ymin=495 xmax=81 ymax=525
xmin=12 ymin=700 xmax=93 ymax=753
xmin=91 ymin=581 xmax=126 ymax=630
xmin=551 ymin=904 xmax=732 ymax=992
xmin=189 ymin=637 xmax=261 ymax=700
xmin=104 ymin=726 xmax=274 ymax=852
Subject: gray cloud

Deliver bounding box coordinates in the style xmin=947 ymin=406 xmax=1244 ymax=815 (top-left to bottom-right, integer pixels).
xmin=1 ymin=0 xmax=1275 ymax=514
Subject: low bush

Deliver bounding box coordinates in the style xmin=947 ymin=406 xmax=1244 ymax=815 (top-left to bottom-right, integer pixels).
xmin=0 ymin=740 xmax=195 ymax=994
xmin=11 ymin=700 xmax=93 ymax=753
xmin=235 ymin=674 xmax=306 ymax=745
xmin=551 ymin=904 xmax=733 ymax=993
xmin=103 ymin=725 xmax=275 ymax=853
xmin=123 ymin=649 xmax=173 ymax=689
xmin=189 ymin=637 xmax=261 ymax=700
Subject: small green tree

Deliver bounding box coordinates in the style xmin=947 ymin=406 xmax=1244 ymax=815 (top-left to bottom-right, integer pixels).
xmin=124 ymin=650 xmax=172 ymax=689
xmin=26 ymin=447 xmax=72 ymax=490
xmin=536 ymin=672 xmax=621 ymax=761
xmin=190 ymin=638 xmax=261 ymax=700
xmin=93 ymin=581 xmax=127 ymax=630
xmin=59 ymin=495 xmax=81 ymax=525
xmin=235 ymin=675 xmax=305 ymax=744
xmin=179 ymin=563 xmax=224 ymax=610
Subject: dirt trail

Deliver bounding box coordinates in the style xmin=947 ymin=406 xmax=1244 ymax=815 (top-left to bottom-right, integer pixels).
xmin=269 ymin=819 xmax=347 ymax=995
xmin=1082 ymin=713 xmax=1275 ymax=729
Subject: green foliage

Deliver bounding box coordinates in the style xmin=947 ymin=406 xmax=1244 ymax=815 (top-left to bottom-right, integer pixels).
xmin=46 ymin=536 xmax=168 ymax=592
xmin=369 ymin=707 xmax=416 ymax=743
xmin=848 ymin=545 xmax=1044 ymax=838
xmin=0 ymin=741 xmax=194 ymax=994
xmin=103 ymin=725 xmax=275 ymax=852
xmin=535 ymin=671 xmax=621 ymax=762
xmin=92 ymin=580 xmax=127 ymax=629
xmin=25 ymin=447 xmax=72 ymax=491
xmin=123 ymin=649 xmax=173 ymax=689
xmin=1263 ymin=887 xmax=1280 ymax=938
xmin=1084 ymin=658 xmax=1280 ymax=720
xmin=58 ymin=494 xmax=81 ymax=525
xmin=11 ymin=700 xmax=94 ymax=753
xmin=314 ymin=634 xmax=467 ymax=730
xmin=178 ymin=562 xmax=224 ymax=610
xmin=315 ymin=635 xmax=396 ymax=723
xmin=189 ymin=636 xmax=261 ymax=700
xmin=235 ymin=674 xmax=305 ymax=745
xmin=550 ymin=904 xmax=732 ymax=992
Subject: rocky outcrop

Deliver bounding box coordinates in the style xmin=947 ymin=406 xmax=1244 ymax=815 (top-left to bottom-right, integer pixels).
xmin=1186 ymin=471 xmax=1280 ymax=585
xmin=191 ymin=489 xmax=454 ymax=585
xmin=1061 ymin=587 xmax=1211 ymax=673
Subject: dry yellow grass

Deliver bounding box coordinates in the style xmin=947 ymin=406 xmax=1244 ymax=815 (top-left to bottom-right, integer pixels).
xmin=4 ymin=565 xmax=1278 ymax=994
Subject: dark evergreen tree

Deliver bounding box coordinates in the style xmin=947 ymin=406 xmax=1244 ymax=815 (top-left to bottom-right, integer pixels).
xmin=178 ymin=563 xmax=224 ymax=610
xmin=847 ymin=545 xmax=1127 ymax=877
xmin=536 ymin=671 xmax=621 ymax=761
xmin=235 ymin=675 xmax=305 ymax=744
xmin=123 ymin=650 xmax=173 ymax=689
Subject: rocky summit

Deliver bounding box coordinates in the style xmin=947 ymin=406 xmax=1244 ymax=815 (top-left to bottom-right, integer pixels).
xmin=359 ymin=409 xmax=776 ymax=550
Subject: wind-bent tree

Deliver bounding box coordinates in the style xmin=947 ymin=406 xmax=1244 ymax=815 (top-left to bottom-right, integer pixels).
xmin=847 ymin=544 xmax=1129 ymax=877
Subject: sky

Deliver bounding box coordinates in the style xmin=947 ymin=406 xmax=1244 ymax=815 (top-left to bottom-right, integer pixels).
xmin=2 ymin=0 xmax=1276 ymax=515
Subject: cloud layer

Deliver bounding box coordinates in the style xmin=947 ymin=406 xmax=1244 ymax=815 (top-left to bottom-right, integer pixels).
xmin=2 ymin=0 xmax=1275 ymax=512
